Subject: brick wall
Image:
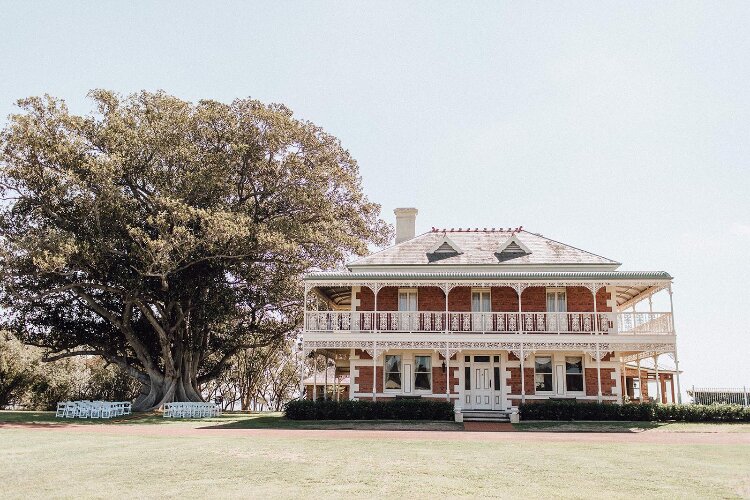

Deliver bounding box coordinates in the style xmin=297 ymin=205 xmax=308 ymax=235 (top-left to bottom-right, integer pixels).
xmin=432 ymin=366 xmax=459 ymax=394
xmin=520 ymin=287 xmax=546 ymax=312
xmin=356 ymin=287 xmax=398 ymax=311
xmin=585 ymin=368 xmax=615 ymax=396
xmin=418 ymin=286 xmax=446 ymax=311
xmin=507 ymin=367 xmax=535 ymax=394
xmin=356 ymin=285 xmax=610 ymax=313
xmin=491 ymin=286 xmax=519 ymax=311
xmin=448 ymin=286 xmax=471 ymax=312
xmin=566 ymin=286 xmax=612 ymax=313
xmin=356 ymin=366 xmax=383 ymax=393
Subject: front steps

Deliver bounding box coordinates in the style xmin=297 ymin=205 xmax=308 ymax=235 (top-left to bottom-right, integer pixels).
xmin=459 ymin=410 xmax=513 ymax=423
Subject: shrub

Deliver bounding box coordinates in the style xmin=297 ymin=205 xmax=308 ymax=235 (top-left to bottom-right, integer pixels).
xmin=285 ymin=398 xmax=455 ymax=421
xmin=518 ymin=401 xmax=750 ymax=422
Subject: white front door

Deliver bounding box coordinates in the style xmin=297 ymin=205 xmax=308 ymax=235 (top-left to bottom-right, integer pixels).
xmin=472 ymin=360 xmax=493 ymax=409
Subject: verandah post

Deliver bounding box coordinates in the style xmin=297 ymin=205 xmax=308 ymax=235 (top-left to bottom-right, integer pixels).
xmin=518 ymin=283 xmax=526 ymax=404
xmin=324 ymin=353 xmax=328 ymax=401
xmin=667 ymin=284 xmax=683 ymax=403
xmin=373 ymin=285 xmax=378 ymax=402
xmin=445 ymin=344 xmax=450 ymax=401
xmin=637 ymin=358 xmax=643 ymax=402
xmin=654 ymin=354 xmax=661 ymax=403
xmin=313 ymin=352 xmax=317 ymax=401
xmin=372 ymin=341 xmax=377 ymax=402
xmin=520 ymin=343 xmax=525 ymax=404
xmin=596 ymin=345 xmax=602 ymax=403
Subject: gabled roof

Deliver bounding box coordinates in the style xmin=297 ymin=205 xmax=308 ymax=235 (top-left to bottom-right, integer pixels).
xmin=348 ymin=229 xmax=619 ymax=268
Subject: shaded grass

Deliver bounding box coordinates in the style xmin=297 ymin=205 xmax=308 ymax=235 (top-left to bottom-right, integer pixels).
xmin=0 ymin=411 xmax=462 ymax=431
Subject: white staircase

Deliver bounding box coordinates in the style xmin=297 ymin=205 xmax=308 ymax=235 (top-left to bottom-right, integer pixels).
xmin=460 ymin=410 xmax=513 ymax=423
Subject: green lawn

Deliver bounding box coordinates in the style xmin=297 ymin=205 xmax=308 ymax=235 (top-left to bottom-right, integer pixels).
xmin=1 ymin=411 xmax=749 ymax=498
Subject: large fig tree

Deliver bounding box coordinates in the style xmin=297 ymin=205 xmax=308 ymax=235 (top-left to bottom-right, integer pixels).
xmin=0 ymin=91 xmax=390 ymax=410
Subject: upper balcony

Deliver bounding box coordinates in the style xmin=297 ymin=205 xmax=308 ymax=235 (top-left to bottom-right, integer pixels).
xmin=304 ymin=311 xmax=673 ymax=336
xmin=303 ymin=271 xmax=677 ymax=341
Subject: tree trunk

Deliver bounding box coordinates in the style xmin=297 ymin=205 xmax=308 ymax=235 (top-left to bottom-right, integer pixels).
xmin=132 ymin=369 xmax=204 ymax=411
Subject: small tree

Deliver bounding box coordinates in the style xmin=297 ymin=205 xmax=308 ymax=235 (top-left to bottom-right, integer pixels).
xmin=0 ymin=91 xmax=390 ymax=410
xmin=0 ymin=332 xmax=38 ymax=408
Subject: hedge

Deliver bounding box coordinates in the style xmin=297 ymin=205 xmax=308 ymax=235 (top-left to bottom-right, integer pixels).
xmin=519 ymin=401 xmax=750 ymax=422
xmin=285 ymin=399 xmax=454 ymax=421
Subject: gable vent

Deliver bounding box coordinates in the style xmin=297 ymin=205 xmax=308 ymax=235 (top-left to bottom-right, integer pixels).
xmin=503 ymin=241 xmax=526 ymax=254
xmin=435 ymin=241 xmax=457 ymax=253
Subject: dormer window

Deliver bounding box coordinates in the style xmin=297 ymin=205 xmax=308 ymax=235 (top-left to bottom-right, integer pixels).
xmin=496 ymin=234 xmax=531 ymax=262
xmin=427 ymin=234 xmax=462 ymax=262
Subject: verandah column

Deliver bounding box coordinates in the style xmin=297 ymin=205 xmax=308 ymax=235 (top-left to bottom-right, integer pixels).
xmin=445 ymin=344 xmax=450 ymax=401
xmin=515 ymin=283 xmax=527 ymax=404
xmin=372 ymin=341 xmax=377 ymax=402
xmin=593 ymin=284 xmax=602 ymax=403
xmin=324 ymin=353 xmax=328 ymax=401
xmin=667 ymin=284 xmax=683 ymax=403
xmin=654 ymin=354 xmax=661 ymax=403
xmin=372 ymin=283 xmax=379 ymax=402
xmin=637 ymin=358 xmax=643 ymax=401
xmin=596 ymin=344 xmax=602 ymax=403
xmin=313 ymin=352 xmax=318 ymax=401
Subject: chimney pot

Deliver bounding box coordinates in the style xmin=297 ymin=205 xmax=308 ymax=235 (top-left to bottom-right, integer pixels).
xmin=393 ymin=207 xmax=418 ymax=244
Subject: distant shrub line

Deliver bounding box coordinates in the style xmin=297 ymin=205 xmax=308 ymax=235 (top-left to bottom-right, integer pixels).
xmin=519 ymin=401 xmax=750 ymax=422
xmin=285 ymin=399 xmax=454 ymax=420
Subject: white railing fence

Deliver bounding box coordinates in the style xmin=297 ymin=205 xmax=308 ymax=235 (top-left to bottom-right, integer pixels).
xmin=305 ymin=311 xmax=673 ymax=335
xmin=689 ymin=387 xmax=750 ymax=406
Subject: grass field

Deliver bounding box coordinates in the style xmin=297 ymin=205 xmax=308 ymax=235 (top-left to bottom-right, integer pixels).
xmin=1 ymin=411 xmax=749 ymax=499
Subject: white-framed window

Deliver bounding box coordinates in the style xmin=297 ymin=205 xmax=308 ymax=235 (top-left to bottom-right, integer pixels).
xmin=414 ymin=355 xmax=432 ymax=391
xmin=546 ymin=288 xmax=567 ymax=313
xmin=534 ymin=356 xmax=553 ymax=392
xmin=565 ymin=356 xmax=584 ymax=392
xmin=471 ymin=289 xmax=491 ymax=312
xmin=398 ymin=289 xmax=418 ymax=311
xmin=384 ymin=355 xmax=402 ymax=390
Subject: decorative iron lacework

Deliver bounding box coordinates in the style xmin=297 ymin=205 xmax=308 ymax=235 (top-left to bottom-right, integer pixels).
xmin=302 ymin=339 xmax=675 ymax=355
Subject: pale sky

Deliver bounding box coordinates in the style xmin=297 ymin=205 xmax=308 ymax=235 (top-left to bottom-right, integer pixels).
xmin=1 ymin=1 xmax=748 ymax=393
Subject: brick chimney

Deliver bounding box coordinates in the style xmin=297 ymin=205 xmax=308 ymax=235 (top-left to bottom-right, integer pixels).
xmin=394 ymin=208 xmax=418 ymax=244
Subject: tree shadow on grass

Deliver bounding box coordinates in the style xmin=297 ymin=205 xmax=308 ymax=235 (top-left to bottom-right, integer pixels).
xmin=198 ymin=414 xmax=463 ymax=432
xmin=514 ymin=421 xmax=664 ymax=433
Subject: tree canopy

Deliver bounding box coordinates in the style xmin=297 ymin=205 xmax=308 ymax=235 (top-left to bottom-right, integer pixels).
xmin=0 ymin=90 xmax=390 ymax=409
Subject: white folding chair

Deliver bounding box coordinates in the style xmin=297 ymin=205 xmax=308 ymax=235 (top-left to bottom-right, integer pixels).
xmin=56 ymin=402 xmax=67 ymax=418
xmin=77 ymin=402 xmax=91 ymax=419
xmin=64 ymin=402 xmax=78 ymax=418
xmin=90 ymin=403 xmax=102 ymax=419
xmin=100 ymin=403 xmax=112 ymax=419
xmin=122 ymin=402 xmax=131 ymax=415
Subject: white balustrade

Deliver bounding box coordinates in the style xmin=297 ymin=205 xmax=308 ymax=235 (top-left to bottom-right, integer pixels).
xmin=304 ymin=311 xmax=673 ymax=335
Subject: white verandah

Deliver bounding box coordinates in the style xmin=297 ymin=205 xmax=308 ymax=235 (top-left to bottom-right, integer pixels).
xmin=301 ymin=272 xmax=681 ymax=410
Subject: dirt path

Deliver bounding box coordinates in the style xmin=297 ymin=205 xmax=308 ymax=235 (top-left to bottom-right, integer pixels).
xmin=2 ymin=422 xmax=749 ymax=445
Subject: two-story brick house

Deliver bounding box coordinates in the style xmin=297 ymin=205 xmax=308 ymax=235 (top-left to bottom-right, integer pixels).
xmin=302 ymin=208 xmax=681 ymax=420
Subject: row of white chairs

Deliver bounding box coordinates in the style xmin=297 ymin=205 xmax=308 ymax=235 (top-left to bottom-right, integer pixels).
xmin=163 ymin=402 xmax=221 ymax=418
xmin=56 ymin=400 xmax=132 ymax=419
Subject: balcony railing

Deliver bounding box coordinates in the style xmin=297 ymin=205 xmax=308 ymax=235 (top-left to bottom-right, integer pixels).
xmin=304 ymin=311 xmax=673 ymax=335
